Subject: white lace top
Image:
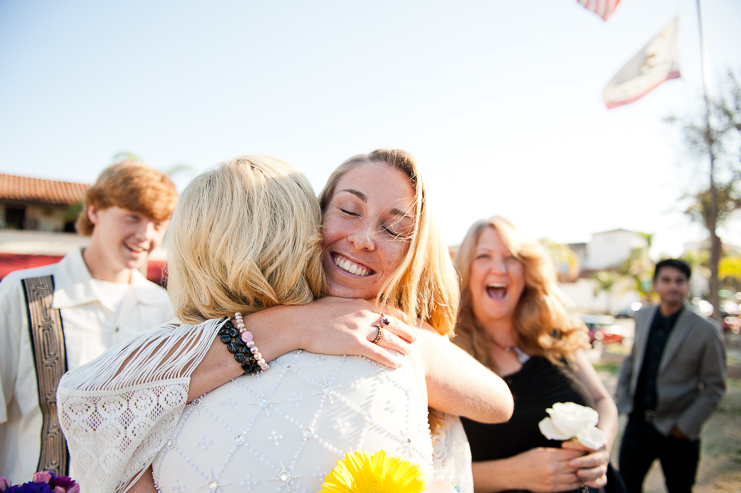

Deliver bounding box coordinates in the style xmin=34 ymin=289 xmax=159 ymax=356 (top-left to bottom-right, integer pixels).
xmin=57 ymin=319 xmax=473 ymax=493
xmin=152 ymin=350 xmax=433 ymax=492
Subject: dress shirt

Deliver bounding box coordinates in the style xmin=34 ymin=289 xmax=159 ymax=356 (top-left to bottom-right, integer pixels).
xmin=633 ymin=307 xmax=682 ymax=414
xmin=0 ymin=248 xmax=173 ymax=483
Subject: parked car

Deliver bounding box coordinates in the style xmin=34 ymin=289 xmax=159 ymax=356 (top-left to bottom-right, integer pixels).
xmin=579 ymin=314 xmax=630 ymax=348
xmin=723 ymin=316 xmax=741 ymax=334
xmin=615 ymin=302 xmax=643 ymax=319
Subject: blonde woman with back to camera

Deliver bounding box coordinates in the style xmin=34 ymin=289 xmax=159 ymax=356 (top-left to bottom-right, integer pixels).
xmin=454 ymin=217 xmax=620 ymax=493
xmin=58 ymin=153 xmax=513 ymax=493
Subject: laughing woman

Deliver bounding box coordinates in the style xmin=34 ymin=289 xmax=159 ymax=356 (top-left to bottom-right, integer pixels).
xmin=454 ymin=216 xmax=620 ymax=493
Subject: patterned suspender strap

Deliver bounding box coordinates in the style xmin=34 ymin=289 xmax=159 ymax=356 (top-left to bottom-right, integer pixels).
xmin=21 ymin=275 xmax=69 ymax=476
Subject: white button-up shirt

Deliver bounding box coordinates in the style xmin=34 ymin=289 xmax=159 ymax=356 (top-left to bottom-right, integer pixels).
xmin=0 ymin=248 xmax=173 ymax=482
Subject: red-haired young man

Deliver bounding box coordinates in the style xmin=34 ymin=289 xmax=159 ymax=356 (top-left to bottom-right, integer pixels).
xmin=0 ymin=161 xmax=178 ymax=482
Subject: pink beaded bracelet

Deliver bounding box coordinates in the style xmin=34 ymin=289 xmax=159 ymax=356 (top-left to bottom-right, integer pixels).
xmin=234 ymin=312 xmax=269 ymax=372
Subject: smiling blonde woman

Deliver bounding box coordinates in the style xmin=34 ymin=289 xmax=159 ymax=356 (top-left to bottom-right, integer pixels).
xmin=58 ymin=153 xmax=513 ymax=493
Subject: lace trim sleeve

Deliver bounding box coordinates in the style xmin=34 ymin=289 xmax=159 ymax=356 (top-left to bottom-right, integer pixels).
xmin=431 ymin=415 xmax=474 ymax=493
xmin=57 ymin=318 xmax=226 ymax=493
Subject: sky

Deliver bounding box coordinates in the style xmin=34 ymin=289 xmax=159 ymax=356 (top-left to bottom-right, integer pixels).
xmin=1 ymin=0 xmax=740 ymax=258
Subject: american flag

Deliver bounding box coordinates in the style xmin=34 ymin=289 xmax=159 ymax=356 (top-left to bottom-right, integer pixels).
xmin=577 ymin=0 xmax=621 ymax=21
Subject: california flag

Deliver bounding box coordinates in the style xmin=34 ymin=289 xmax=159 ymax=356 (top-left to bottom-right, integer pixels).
xmin=578 ymin=0 xmax=621 ymax=21
xmin=603 ymin=18 xmax=681 ymax=109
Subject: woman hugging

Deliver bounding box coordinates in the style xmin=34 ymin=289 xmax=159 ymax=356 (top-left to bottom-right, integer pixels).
xmin=57 ymin=151 xmax=514 ymax=493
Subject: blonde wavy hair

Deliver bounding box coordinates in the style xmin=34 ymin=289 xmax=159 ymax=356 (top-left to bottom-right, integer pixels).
xmin=453 ymin=216 xmax=588 ymax=372
xmin=167 ymin=156 xmax=326 ymax=324
xmin=318 ymin=149 xmax=459 ymax=336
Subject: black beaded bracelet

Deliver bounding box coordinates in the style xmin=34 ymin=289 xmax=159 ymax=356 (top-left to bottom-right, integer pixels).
xmin=218 ymin=318 xmax=261 ymax=375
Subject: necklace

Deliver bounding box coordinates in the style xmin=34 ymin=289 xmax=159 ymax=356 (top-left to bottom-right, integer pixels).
xmin=491 ymin=339 xmax=530 ymax=364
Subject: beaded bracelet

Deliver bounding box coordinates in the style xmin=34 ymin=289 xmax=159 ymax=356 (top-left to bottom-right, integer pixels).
xmin=218 ymin=312 xmax=269 ymax=374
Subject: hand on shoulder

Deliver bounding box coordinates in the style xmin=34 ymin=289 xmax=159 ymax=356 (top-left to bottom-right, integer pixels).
xmin=253 ymin=297 xmax=418 ymax=369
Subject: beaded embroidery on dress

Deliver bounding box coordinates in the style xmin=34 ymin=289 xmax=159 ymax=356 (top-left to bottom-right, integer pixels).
xmin=153 ymin=350 xmax=433 ymax=492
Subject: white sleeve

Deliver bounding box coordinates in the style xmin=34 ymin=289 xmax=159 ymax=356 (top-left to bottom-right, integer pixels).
xmin=0 ymin=275 xmax=25 ymax=423
xmin=431 ymin=415 xmax=474 ymax=493
xmin=57 ymin=318 xmax=224 ymax=493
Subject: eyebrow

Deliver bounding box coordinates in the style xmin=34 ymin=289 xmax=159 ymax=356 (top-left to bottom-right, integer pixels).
xmin=389 ymin=208 xmax=412 ymax=220
xmin=338 ymin=189 xmax=366 ymax=202
xmin=337 ymin=189 xmax=413 ymax=219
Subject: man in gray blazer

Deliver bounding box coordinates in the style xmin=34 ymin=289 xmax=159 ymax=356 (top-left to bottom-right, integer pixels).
xmin=616 ymin=258 xmax=726 ymax=493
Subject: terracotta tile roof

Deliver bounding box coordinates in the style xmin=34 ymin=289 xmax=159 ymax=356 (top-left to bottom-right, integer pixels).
xmin=0 ymin=173 xmax=89 ymax=206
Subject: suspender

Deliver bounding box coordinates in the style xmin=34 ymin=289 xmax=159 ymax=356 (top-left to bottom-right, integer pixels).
xmin=21 ymin=275 xmax=69 ymax=476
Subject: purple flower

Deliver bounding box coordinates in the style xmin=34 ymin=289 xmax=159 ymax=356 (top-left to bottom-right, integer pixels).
xmin=48 ymin=477 xmax=77 ymax=493
xmin=31 ymin=473 xmax=51 ymax=485
xmin=4 ymin=483 xmax=53 ymax=493
xmin=0 ymin=472 xmax=79 ymax=493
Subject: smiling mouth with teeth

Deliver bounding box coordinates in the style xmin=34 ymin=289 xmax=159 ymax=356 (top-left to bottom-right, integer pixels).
xmin=486 ymin=283 xmax=508 ymax=300
xmin=333 ymin=254 xmax=371 ymax=277
xmin=125 ymin=242 xmax=147 ymax=253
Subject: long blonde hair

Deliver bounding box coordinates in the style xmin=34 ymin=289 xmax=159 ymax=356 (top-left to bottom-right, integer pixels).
xmin=167 ymin=156 xmax=326 ymax=324
xmin=318 ymin=149 xmax=459 ymax=336
xmin=453 ymin=216 xmax=587 ymax=371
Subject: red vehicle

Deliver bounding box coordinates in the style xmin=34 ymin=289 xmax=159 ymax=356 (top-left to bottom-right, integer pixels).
xmin=579 ymin=315 xmax=630 ymax=348
xmin=723 ymin=316 xmax=741 ymax=334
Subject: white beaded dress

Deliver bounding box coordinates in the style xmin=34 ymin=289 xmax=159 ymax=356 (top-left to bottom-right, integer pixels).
xmin=58 ymin=318 xmax=473 ymax=493
xmin=152 ymin=349 xmax=434 ymax=492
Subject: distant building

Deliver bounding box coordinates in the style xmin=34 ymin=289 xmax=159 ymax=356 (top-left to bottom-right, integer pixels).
xmin=584 ymin=229 xmax=648 ymax=270
xmin=0 ymin=173 xmax=88 ymax=232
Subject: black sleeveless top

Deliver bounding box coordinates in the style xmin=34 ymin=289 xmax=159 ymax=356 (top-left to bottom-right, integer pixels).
xmin=461 ymin=356 xmax=595 ymax=493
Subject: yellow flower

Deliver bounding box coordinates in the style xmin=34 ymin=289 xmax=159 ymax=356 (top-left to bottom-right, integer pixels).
xmin=319 ymin=450 xmax=427 ymax=493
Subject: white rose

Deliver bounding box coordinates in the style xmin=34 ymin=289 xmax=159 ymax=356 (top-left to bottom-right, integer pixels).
xmin=576 ymin=426 xmax=607 ymax=450
xmin=538 ymin=402 xmax=606 ymax=449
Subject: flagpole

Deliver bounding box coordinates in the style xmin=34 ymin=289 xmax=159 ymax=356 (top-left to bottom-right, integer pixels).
xmin=696 ymin=0 xmax=712 ymax=105
xmin=696 ymin=0 xmax=721 ymax=319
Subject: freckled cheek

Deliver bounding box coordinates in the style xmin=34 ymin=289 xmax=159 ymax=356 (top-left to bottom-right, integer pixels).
xmin=380 ymin=242 xmax=409 ymax=272
xmin=320 ymin=217 xmax=345 ymax=247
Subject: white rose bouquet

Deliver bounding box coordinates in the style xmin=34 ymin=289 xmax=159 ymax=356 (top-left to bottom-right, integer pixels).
xmin=538 ymin=402 xmax=606 ymax=450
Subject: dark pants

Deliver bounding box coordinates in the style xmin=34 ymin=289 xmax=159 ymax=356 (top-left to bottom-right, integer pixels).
xmin=618 ymin=414 xmax=700 ymax=493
